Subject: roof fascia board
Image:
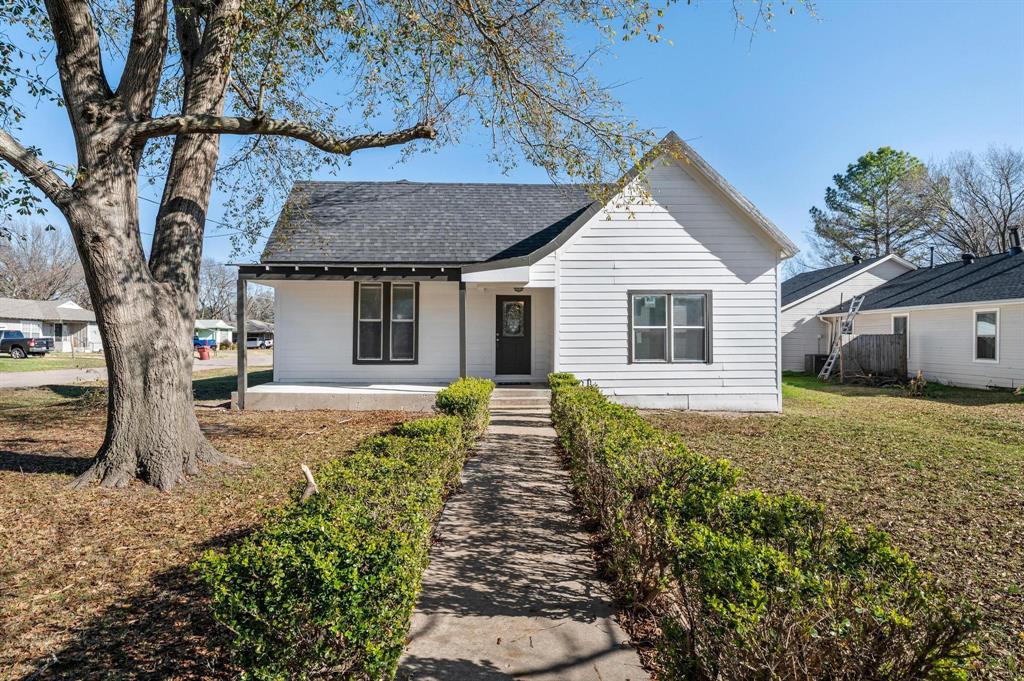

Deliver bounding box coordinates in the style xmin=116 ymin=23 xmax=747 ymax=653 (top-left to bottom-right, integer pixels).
xmin=781 ymin=254 xmax=918 ymax=312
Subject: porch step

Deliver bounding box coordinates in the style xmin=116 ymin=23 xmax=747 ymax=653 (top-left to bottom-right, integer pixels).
xmin=490 ymin=388 xmax=551 ymax=399
xmin=489 ymin=395 xmax=551 ymax=410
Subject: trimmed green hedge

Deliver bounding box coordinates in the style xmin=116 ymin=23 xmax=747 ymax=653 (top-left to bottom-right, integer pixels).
xmin=434 ymin=377 xmax=495 ymax=439
xmin=549 ymin=374 xmax=976 ymax=680
xmin=196 ymin=378 xmax=493 ymax=680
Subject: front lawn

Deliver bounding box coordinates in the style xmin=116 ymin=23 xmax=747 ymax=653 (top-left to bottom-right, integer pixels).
xmin=0 ymin=381 xmax=409 ymax=679
xmin=647 ymin=375 xmax=1023 ymax=679
xmin=0 ymin=353 xmax=107 ymax=373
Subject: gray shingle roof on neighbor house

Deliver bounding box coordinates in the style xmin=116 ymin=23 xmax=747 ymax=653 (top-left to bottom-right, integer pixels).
xmin=0 ymin=297 xmax=96 ymax=322
xmin=261 ymin=181 xmax=596 ymax=265
xmin=781 ymin=257 xmax=888 ymax=307
xmin=821 ymin=252 xmax=1024 ymax=314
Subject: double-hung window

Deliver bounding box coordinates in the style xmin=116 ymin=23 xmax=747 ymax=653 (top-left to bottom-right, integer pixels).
xmin=355 ymin=282 xmax=418 ymax=363
xmin=974 ymin=310 xmax=998 ymax=362
xmin=629 ymin=291 xmax=711 ymax=363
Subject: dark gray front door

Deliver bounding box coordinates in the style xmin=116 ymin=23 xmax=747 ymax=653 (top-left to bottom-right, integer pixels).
xmin=495 ymin=295 xmax=531 ymax=375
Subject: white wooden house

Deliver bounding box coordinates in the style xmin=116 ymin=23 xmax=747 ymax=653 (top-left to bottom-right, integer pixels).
xmin=816 ymin=246 xmax=1024 ymax=390
xmin=780 ymin=255 xmax=916 ymax=372
xmin=0 ymin=297 xmax=102 ymax=352
xmin=234 ymin=133 xmax=799 ymax=411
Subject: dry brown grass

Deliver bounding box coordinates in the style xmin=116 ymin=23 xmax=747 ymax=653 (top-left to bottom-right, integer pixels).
xmin=648 ymin=375 xmax=1024 ymax=680
xmin=0 ymin=383 xmax=408 ymax=680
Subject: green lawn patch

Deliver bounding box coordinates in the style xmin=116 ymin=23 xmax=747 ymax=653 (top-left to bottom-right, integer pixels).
xmin=0 ymin=353 xmax=107 ymax=372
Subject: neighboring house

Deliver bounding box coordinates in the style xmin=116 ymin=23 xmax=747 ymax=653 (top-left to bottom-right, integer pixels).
xmin=818 ymin=247 xmax=1024 ymax=390
xmin=235 ymin=132 xmax=798 ymax=411
xmin=0 ymin=297 xmax=102 ymax=352
xmin=195 ymin=319 xmax=235 ymax=347
xmin=246 ymin=319 xmax=274 ymax=346
xmin=780 ymin=254 xmax=916 ymax=372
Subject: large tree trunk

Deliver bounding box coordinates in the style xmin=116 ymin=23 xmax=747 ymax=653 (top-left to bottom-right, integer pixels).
xmin=68 ymin=166 xmax=227 ymax=491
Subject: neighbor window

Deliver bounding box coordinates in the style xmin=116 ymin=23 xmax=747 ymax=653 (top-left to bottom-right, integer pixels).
xmin=629 ymin=291 xmax=711 ymax=363
xmin=355 ymin=282 xmax=418 ymax=363
xmin=974 ymin=310 xmax=998 ymax=362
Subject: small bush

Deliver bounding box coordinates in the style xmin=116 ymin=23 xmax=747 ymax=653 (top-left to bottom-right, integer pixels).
xmin=195 ymin=383 xmax=490 ymax=680
xmin=548 ymin=373 xmax=976 ymax=680
xmin=434 ymin=377 xmax=494 ymax=438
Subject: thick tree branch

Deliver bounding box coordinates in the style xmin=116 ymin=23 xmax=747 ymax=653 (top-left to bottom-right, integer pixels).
xmin=116 ymin=0 xmax=168 ymax=118
xmin=0 ymin=130 xmax=74 ymax=212
xmin=132 ymin=116 xmax=437 ymax=155
xmin=44 ymin=0 xmax=112 ymax=118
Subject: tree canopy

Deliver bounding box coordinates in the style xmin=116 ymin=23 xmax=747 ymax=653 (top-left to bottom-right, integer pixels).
xmin=809 ymin=146 xmax=933 ymax=265
xmin=1 ymin=0 xmax=808 ymax=245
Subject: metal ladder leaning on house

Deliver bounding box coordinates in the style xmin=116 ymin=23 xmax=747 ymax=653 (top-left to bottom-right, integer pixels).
xmin=818 ymin=294 xmax=866 ymax=381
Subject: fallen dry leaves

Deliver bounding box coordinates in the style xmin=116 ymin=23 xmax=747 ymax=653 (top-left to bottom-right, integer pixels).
xmin=0 ymin=385 xmax=407 ymax=680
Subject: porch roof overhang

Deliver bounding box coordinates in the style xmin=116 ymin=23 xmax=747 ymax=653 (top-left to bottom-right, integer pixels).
xmin=234 ymin=262 xmax=462 ymax=282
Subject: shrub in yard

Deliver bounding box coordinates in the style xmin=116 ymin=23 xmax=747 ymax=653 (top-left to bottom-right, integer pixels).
xmin=195 ymin=385 xmax=488 ymax=680
xmin=548 ymin=373 xmax=977 ymax=680
xmin=434 ymin=376 xmax=495 ymax=438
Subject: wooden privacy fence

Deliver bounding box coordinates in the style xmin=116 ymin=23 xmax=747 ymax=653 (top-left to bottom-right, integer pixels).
xmin=840 ymin=334 xmax=907 ymax=380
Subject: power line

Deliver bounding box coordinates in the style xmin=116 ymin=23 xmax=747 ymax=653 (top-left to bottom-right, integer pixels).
xmin=137 ymin=194 xmax=245 ymax=239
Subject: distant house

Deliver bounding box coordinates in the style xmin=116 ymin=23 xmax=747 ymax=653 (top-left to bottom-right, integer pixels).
xmin=780 ymin=254 xmax=916 ymax=372
xmin=818 ymin=246 xmax=1024 ymax=390
xmin=0 ymin=297 xmax=102 ymax=352
xmin=194 ymin=319 xmax=235 ymax=347
xmin=246 ymin=319 xmax=274 ymax=346
xmin=234 ymin=132 xmax=799 ymax=412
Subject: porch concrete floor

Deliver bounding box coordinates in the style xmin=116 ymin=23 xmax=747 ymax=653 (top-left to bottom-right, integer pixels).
xmin=398 ymin=406 xmax=646 ymax=681
xmin=237 ymin=382 xmax=444 ymax=411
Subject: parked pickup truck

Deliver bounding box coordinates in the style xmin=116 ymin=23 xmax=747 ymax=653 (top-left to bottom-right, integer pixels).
xmin=1 ymin=330 xmax=54 ymax=358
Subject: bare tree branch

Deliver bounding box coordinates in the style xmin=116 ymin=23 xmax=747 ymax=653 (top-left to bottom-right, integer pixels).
xmin=0 ymin=129 xmax=74 ymax=211
xmin=131 ymin=116 xmax=437 ymax=154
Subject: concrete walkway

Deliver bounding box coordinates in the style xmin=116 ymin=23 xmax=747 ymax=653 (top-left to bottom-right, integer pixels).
xmin=399 ymin=394 xmax=646 ymax=681
xmin=0 ymin=351 xmax=273 ymax=389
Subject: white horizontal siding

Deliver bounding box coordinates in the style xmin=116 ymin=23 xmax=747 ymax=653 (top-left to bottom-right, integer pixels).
xmin=271 ymin=280 xmax=460 ymax=383
xmin=852 ymin=303 xmax=1024 ymax=389
xmin=527 ymin=253 xmax=556 ymax=287
xmin=554 ymin=160 xmax=783 ymax=411
xmin=780 ymin=259 xmax=912 ymax=372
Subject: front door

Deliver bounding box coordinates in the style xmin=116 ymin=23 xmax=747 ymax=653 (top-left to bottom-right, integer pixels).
xmin=495 ymin=295 xmax=531 ymax=375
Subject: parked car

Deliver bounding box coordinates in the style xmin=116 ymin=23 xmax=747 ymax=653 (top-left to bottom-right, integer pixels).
xmin=246 ymin=338 xmax=274 ymax=349
xmin=1 ymin=330 xmax=54 ymax=358
xmin=193 ymin=336 xmax=216 ymax=349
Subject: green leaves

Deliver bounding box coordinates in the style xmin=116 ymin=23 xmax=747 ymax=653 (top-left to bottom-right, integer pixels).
xmin=194 ymin=383 xmax=490 ymax=680
xmin=548 ymin=372 xmax=977 ymax=680
xmin=810 ymin=146 xmax=935 ymax=264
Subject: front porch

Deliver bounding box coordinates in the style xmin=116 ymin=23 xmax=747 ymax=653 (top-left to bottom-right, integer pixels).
xmin=233 ymin=263 xmax=554 ymax=411
xmin=231 ymin=382 xmax=445 ymax=411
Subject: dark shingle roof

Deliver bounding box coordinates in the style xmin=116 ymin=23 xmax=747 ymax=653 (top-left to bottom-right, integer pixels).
xmin=822 ymin=252 xmax=1024 ymax=314
xmin=261 ymin=181 xmax=596 ymax=264
xmin=781 ymin=257 xmax=887 ymax=307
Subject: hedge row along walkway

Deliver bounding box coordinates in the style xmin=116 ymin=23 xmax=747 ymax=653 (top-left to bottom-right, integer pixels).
xmin=399 ymin=392 xmax=646 ymax=680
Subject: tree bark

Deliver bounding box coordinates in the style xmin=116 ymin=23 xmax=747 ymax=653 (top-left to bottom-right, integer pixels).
xmin=67 ymin=166 xmax=228 ymax=491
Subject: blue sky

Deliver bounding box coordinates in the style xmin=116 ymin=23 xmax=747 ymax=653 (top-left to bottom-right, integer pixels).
xmin=11 ymin=0 xmax=1024 ymax=262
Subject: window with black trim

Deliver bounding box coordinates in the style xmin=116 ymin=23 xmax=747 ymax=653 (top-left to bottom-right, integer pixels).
xmin=354 ymin=282 xmax=418 ymax=363
xmin=628 ymin=291 xmax=711 ymax=363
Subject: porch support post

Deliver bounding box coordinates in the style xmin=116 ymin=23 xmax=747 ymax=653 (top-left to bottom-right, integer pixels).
xmin=236 ymin=275 xmax=248 ymax=409
xmin=458 ymin=281 xmax=467 ymax=378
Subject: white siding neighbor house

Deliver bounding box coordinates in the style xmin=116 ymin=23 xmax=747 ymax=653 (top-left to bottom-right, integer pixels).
xmin=779 ymin=255 xmax=915 ymax=372
xmin=234 ymin=132 xmax=799 ymax=411
xmin=0 ymin=297 xmax=102 ymax=352
xmin=194 ymin=319 xmax=235 ymax=347
xmin=816 ymin=244 xmax=1024 ymax=390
